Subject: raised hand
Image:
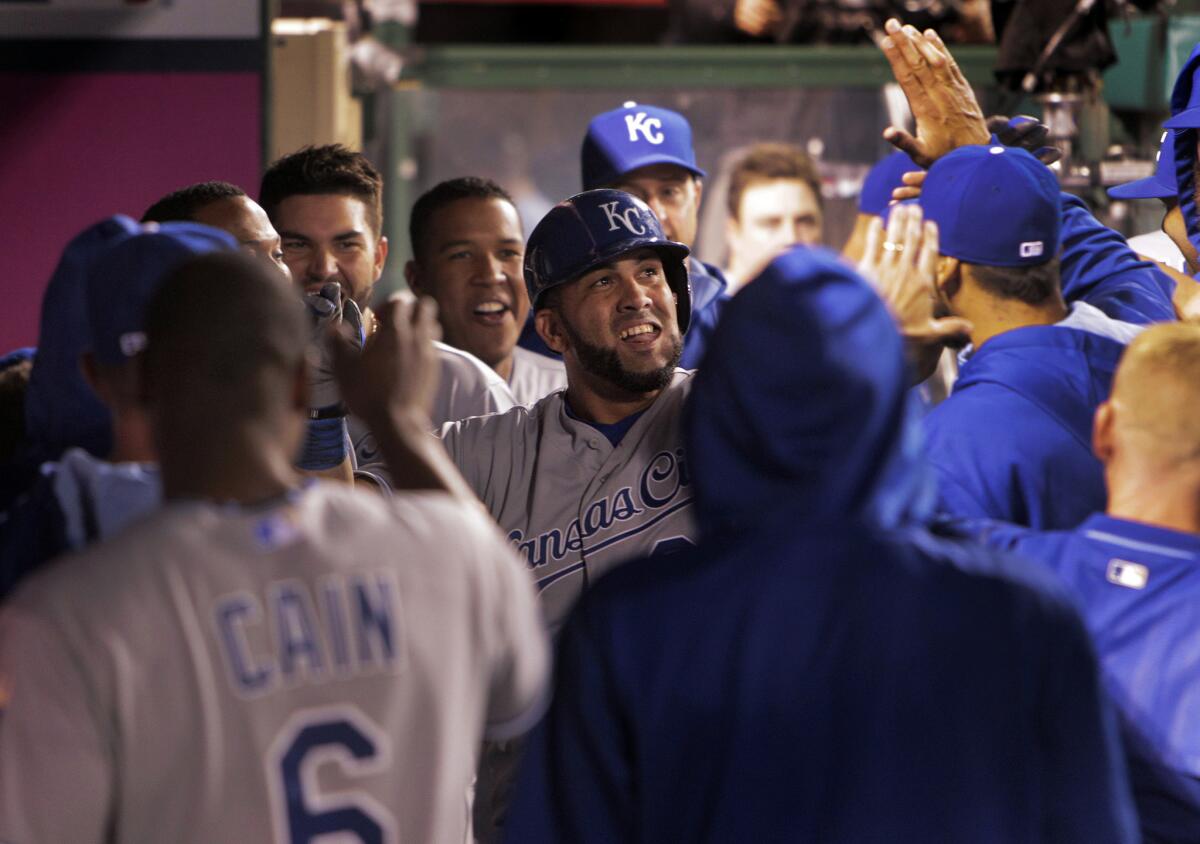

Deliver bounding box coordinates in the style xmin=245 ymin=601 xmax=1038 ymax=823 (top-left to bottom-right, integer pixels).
xmin=878 ymin=19 xmax=990 ymax=168
xmin=331 ymin=293 xmax=440 ymax=431
xmin=858 ymin=203 xmax=972 ymax=382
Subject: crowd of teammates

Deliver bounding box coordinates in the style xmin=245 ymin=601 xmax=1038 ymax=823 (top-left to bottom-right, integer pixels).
xmin=0 ymin=17 xmax=1199 ymax=844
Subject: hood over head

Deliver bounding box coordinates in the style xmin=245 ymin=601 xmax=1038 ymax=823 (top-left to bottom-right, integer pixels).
xmin=1165 ymin=42 xmax=1200 ymax=268
xmin=685 ymin=247 xmax=933 ymax=536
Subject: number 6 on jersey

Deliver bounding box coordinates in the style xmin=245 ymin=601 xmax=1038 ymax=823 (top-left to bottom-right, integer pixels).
xmin=267 ymin=705 xmax=397 ymax=844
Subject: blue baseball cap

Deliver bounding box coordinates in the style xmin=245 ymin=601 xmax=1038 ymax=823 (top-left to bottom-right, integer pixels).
xmin=918 ymin=144 xmax=1060 ymax=268
xmin=859 ymin=151 xmax=922 ymax=216
xmin=86 ymin=222 xmax=236 ymax=365
xmin=581 ymin=102 xmax=706 ymax=191
xmin=1108 ymin=129 xmax=1176 ymax=201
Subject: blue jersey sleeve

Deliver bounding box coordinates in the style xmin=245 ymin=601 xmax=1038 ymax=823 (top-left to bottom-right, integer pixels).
xmin=678 ymin=290 xmax=729 ymax=370
xmin=503 ymin=599 xmax=635 ymax=843
xmin=1059 ymin=192 xmax=1176 ymax=325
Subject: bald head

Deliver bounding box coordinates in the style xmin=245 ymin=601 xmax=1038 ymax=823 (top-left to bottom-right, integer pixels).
xmin=1106 ymin=323 xmax=1200 ymax=466
xmin=143 ymin=252 xmax=307 ymax=436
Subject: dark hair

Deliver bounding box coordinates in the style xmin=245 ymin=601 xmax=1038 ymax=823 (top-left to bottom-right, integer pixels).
xmin=259 ymin=145 xmax=385 ymax=236
xmin=141 ymin=181 xmax=246 ymax=223
xmin=144 ymin=252 xmax=307 ymax=419
xmin=966 ymin=256 xmax=1061 ymax=306
xmin=409 ymin=177 xmax=516 ymax=261
xmin=0 ymin=356 xmax=33 ymax=465
xmin=727 ymin=143 xmax=822 ymax=220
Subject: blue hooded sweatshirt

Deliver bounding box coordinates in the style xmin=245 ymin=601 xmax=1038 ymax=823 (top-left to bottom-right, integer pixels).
xmin=502 ymin=247 xmax=1136 ymax=844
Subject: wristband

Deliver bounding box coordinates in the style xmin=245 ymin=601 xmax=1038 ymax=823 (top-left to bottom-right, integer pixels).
xmin=297 ymin=417 xmax=348 ymax=471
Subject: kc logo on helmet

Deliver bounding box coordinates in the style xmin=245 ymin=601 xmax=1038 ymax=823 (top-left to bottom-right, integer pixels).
xmin=600 ymin=201 xmax=648 ymax=235
xmin=1019 ymin=241 xmax=1044 ymax=259
xmin=624 ymin=112 xmax=664 ymax=145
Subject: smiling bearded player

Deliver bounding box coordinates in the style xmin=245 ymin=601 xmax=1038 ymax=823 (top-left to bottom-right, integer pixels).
xmin=440 ymin=187 xmax=698 ymax=843
xmin=439 ymin=188 xmax=696 ymax=631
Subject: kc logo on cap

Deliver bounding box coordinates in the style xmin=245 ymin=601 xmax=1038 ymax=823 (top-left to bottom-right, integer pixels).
xmin=581 ymin=102 xmax=706 ymax=190
xmin=625 ymin=112 xmax=665 ymax=145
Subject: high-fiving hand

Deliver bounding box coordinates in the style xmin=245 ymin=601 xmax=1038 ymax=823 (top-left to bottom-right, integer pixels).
xmin=878 ymin=19 xmax=990 ymax=168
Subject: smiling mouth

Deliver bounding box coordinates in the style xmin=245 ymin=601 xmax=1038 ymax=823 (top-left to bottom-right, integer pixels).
xmin=474 ymin=301 xmax=510 ymax=315
xmin=619 ymin=323 xmax=660 ymax=341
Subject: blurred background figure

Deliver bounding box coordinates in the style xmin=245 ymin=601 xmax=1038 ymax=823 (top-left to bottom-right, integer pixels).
xmin=665 ymin=0 xmax=994 ymax=44
xmin=723 ymin=142 xmax=823 ymax=293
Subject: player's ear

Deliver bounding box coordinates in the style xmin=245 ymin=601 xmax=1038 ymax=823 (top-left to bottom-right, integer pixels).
xmin=935 ymin=256 xmax=961 ymax=303
xmin=535 ymin=308 xmax=568 ymax=355
xmin=373 ymin=235 xmax=389 ymax=279
xmin=1093 ymin=400 xmax=1116 ymax=462
xmin=692 ymin=176 xmax=704 ymax=205
xmin=405 ymin=260 xmax=426 ymax=296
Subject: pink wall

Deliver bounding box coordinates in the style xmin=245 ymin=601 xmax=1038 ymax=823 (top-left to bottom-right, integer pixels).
xmin=0 ymin=72 xmax=261 ymax=351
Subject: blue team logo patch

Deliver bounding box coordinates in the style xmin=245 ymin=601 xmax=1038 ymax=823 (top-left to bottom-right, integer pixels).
xmin=254 ymin=514 xmax=302 ymax=551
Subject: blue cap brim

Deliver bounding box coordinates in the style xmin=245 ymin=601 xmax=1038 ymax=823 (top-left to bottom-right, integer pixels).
xmin=605 ymin=152 xmax=706 ymax=184
xmin=1107 ymin=176 xmax=1175 ymax=200
xmin=1164 ymin=107 xmax=1200 ymax=129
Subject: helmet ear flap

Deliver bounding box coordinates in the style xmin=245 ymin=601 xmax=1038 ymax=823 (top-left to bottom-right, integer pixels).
xmin=663 ymin=254 xmax=691 ymax=336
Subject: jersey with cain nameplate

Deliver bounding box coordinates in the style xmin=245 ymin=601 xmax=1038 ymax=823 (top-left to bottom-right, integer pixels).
xmin=0 ymin=482 xmax=549 ymax=844
xmin=440 ymin=369 xmax=696 ymax=629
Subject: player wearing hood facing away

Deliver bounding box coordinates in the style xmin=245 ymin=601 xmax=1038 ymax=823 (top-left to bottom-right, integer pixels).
xmin=502 ymin=238 xmax=1137 ymax=843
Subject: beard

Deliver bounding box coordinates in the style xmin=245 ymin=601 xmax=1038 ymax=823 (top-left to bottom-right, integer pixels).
xmin=561 ymin=317 xmax=683 ymax=394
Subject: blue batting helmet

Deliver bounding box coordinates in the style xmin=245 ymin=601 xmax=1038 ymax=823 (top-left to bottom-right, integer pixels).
xmin=523 ymin=189 xmax=692 ymax=334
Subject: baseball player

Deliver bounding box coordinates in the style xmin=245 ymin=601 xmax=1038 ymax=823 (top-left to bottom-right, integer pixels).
xmin=0 ymin=252 xmax=549 ymax=844
xmin=406 ymin=177 xmax=567 ymax=406
xmin=452 ymin=187 xmax=695 ymax=842
xmin=441 ymin=188 xmax=697 ymax=631
xmin=842 ymin=149 xmax=921 ymax=263
xmin=0 ymin=220 xmax=235 ymax=597
xmin=955 ymin=323 xmax=1200 ymax=840
xmin=2 ymin=218 xmax=143 ymax=512
xmin=504 ymin=242 xmax=1137 ymax=844
xmin=142 ymin=180 xmax=291 ymax=278
xmin=877 ymin=22 xmax=1177 ymax=529
xmin=258 ymin=145 xmax=515 ymax=487
xmin=520 ymin=102 xmax=728 ymax=369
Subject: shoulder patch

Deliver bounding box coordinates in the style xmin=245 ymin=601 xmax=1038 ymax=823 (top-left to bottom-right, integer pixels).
xmin=1106 ymin=558 xmax=1149 ymax=590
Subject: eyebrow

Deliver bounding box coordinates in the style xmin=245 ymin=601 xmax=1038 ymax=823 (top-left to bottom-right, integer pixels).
xmin=438 ymin=237 xmax=523 ymax=251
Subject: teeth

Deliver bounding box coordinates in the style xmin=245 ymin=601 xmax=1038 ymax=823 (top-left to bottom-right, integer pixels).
xmin=620 ymin=324 xmax=657 ymax=340
xmin=475 ymin=302 xmax=506 ymax=315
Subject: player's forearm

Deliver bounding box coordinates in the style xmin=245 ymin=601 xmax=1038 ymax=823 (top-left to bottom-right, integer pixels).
xmin=364 ymin=408 xmax=476 ymax=502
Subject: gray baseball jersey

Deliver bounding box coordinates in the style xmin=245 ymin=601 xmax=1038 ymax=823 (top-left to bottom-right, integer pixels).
xmin=0 ymin=482 xmax=548 ymax=844
xmin=440 ymin=369 xmax=697 ymax=629
xmin=507 ymin=346 xmax=568 ymax=407
xmin=350 ymin=341 xmax=516 ymax=488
